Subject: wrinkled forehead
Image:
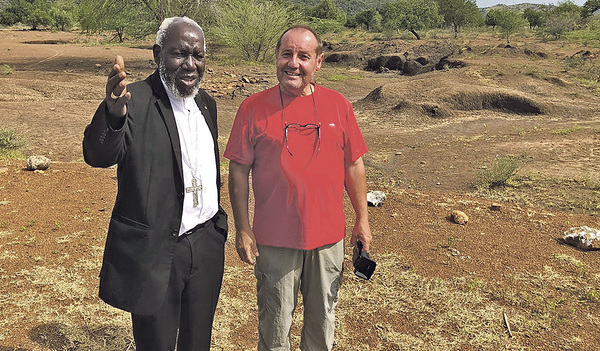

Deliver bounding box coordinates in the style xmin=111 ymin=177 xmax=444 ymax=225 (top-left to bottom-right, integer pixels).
xmin=279 ymin=28 xmax=320 ymax=55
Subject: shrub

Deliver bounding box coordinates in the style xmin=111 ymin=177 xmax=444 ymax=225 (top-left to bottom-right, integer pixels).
xmin=0 ymin=129 xmax=25 ymax=149
xmin=474 ymin=155 xmax=523 ymax=190
xmin=0 ymin=64 xmax=13 ymax=75
xmin=0 ymin=129 xmax=26 ymax=159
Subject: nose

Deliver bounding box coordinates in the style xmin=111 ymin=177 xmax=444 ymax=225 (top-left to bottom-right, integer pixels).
xmin=182 ymin=55 xmax=195 ymax=69
xmin=288 ymin=54 xmax=299 ymax=68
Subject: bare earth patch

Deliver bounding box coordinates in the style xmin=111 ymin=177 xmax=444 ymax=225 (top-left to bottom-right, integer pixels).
xmin=1 ymin=30 xmax=600 ymax=350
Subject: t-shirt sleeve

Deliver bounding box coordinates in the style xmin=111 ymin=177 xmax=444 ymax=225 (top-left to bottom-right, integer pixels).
xmin=224 ymin=100 xmax=255 ymax=165
xmin=343 ymin=100 xmax=368 ymax=163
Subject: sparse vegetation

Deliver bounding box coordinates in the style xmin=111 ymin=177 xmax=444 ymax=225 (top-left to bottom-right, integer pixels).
xmin=493 ymin=8 xmax=529 ymax=44
xmin=0 ymin=129 xmax=26 ymax=159
xmin=3 ymin=3 xmax=600 ymax=349
xmin=0 ymin=63 xmax=14 ymax=75
xmin=474 ymin=155 xmax=524 ymax=191
xmin=551 ymin=125 xmax=586 ymax=135
xmin=212 ymin=0 xmax=298 ymax=62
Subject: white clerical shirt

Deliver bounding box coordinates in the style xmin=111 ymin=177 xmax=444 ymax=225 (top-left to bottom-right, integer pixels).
xmin=162 ymin=79 xmax=218 ymax=235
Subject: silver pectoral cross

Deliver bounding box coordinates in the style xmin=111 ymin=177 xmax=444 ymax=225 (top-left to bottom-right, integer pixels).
xmin=186 ymin=177 xmax=202 ymax=207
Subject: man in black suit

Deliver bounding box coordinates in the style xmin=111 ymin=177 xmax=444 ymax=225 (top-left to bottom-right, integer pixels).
xmin=83 ymin=16 xmax=227 ymax=350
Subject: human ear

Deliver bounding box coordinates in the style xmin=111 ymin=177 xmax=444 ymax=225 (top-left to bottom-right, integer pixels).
xmin=152 ymin=44 xmax=162 ymax=65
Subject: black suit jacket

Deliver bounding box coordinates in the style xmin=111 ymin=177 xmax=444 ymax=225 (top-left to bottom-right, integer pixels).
xmin=83 ymin=71 xmax=227 ymax=315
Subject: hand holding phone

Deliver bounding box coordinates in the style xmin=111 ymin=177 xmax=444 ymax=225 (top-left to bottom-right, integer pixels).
xmin=352 ymin=240 xmax=376 ymax=280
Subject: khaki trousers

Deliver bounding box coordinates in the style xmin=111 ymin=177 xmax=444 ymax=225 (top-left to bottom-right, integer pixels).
xmin=255 ymin=240 xmax=344 ymax=351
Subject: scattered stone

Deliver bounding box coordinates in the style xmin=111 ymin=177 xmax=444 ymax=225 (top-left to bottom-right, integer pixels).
xmin=367 ymin=191 xmax=386 ymax=207
xmin=95 ymin=63 xmax=102 ymax=68
xmin=27 ymin=156 xmax=51 ymax=171
xmin=451 ymin=210 xmax=468 ymax=225
xmin=563 ymin=226 xmax=600 ymax=250
xmin=490 ymin=203 xmax=502 ymax=211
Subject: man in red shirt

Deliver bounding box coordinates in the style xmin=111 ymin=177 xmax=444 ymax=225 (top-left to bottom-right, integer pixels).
xmin=225 ymin=25 xmax=372 ymax=350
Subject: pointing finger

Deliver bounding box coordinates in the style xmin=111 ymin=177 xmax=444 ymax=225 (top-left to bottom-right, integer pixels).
xmin=115 ymin=55 xmax=125 ymax=72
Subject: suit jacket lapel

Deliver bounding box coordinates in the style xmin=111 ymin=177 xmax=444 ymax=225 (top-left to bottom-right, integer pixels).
xmin=195 ymin=94 xmax=217 ymax=141
xmin=150 ymin=72 xmax=184 ymax=185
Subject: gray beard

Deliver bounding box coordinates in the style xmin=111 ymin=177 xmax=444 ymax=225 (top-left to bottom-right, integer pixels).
xmin=158 ymin=62 xmax=202 ymax=99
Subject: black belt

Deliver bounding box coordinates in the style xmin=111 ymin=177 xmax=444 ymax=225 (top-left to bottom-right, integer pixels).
xmin=179 ymin=214 xmax=217 ymax=240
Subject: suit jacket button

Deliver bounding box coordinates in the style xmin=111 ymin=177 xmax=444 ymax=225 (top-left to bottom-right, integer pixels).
xmin=171 ymin=230 xmax=178 ymax=237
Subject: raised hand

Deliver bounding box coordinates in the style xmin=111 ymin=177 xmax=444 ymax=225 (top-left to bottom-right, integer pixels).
xmin=105 ymin=55 xmax=131 ymax=118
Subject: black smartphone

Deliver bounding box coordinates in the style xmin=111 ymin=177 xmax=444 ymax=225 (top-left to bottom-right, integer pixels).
xmin=352 ymin=240 xmax=376 ymax=280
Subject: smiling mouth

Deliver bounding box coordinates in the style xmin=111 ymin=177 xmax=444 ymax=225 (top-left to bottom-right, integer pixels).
xmin=178 ymin=76 xmax=198 ymax=85
xmin=284 ymin=71 xmax=302 ymax=77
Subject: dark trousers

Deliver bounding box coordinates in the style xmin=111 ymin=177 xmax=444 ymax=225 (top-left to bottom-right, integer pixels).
xmin=131 ymin=219 xmax=225 ymax=351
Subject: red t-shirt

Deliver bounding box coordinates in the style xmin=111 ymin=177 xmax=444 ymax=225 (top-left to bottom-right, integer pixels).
xmin=224 ymin=84 xmax=368 ymax=250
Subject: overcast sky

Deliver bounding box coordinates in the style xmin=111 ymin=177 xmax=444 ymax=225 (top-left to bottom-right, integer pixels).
xmin=476 ymin=0 xmax=587 ymax=7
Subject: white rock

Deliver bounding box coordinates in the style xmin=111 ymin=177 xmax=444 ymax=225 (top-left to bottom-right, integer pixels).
xmin=367 ymin=191 xmax=386 ymax=207
xmin=27 ymin=156 xmax=51 ymax=171
xmin=563 ymin=226 xmax=599 ymax=250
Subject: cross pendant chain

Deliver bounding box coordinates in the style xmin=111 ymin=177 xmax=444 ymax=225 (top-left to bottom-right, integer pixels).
xmin=186 ymin=177 xmax=202 ymax=207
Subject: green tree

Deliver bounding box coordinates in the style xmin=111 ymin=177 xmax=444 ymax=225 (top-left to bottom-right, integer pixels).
xmin=79 ymin=0 xmax=155 ymax=41
xmin=212 ymin=0 xmax=298 ymax=61
xmin=542 ymin=1 xmax=582 ymax=40
xmin=553 ymin=0 xmax=582 ymax=15
xmin=494 ymin=9 xmax=528 ymax=44
xmin=543 ymin=11 xmax=581 ymax=40
xmin=0 ymin=0 xmax=23 ymax=26
xmin=352 ymin=8 xmax=382 ymax=31
xmin=582 ymin=0 xmax=600 ymax=17
xmin=485 ymin=9 xmax=501 ymax=30
xmin=380 ymin=0 xmax=442 ymax=40
xmin=50 ymin=0 xmax=76 ymax=31
xmin=522 ymin=8 xmax=545 ymax=30
xmin=135 ymin=0 xmax=217 ymax=24
xmin=436 ymin=0 xmax=482 ymax=38
xmin=306 ymin=0 xmax=346 ymax=24
xmin=29 ymin=0 xmax=53 ymax=29
xmin=0 ymin=0 xmax=53 ymax=30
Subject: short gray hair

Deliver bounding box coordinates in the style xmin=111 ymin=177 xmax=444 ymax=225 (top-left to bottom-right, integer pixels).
xmin=155 ymin=16 xmax=205 ymax=50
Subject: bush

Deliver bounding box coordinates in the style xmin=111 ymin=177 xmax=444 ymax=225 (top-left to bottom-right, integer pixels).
xmin=474 ymin=156 xmax=523 ymax=190
xmin=308 ymin=17 xmax=345 ymax=34
xmin=0 ymin=64 xmax=14 ymax=75
xmin=211 ymin=0 xmax=299 ymax=62
xmin=0 ymin=129 xmax=25 ymax=150
xmin=0 ymin=129 xmax=26 ymax=159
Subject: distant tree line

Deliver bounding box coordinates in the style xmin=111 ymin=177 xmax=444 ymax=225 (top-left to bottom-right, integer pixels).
xmin=0 ymin=0 xmax=599 ymax=59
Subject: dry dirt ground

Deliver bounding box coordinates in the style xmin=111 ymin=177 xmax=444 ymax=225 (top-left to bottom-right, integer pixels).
xmin=1 ymin=29 xmax=600 ymax=350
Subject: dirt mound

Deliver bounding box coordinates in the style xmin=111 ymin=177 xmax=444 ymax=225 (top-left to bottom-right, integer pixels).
xmin=323 ymin=51 xmax=363 ymax=66
xmin=364 ymin=40 xmax=461 ymax=75
xmin=323 ymin=39 xmax=460 ymax=76
xmin=356 ymin=76 xmax=548 ymax=126
xmin=476 ymin=43 xmax=550 ymax=59
xmin=445 ymin=88 xmax=545 ymax=114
